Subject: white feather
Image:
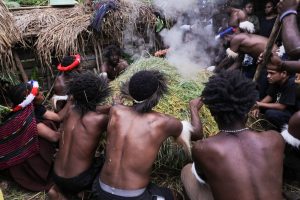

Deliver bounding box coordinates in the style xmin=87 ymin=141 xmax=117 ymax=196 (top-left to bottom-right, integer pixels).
xmin=281 ymin=124 xmax=300 ymax=148
xmin=239 ymin=21 xmax=255 ymax=33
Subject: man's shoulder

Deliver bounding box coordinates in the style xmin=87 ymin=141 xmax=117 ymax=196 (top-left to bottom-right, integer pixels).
xmin=192 ymin=135 xmax=220 ymax=154
xmin=257 ymin=130 xmax=285 ymax=147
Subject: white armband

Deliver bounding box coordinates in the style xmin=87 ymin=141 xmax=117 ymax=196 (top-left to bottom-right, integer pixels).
xmin=177 ymin=121 xmax=193 ymax=156
xmin=276 ymin=45 xmax=286 ymax=58
xmin=51 ymin=95 xmax=68 ymax=110
xmin=281 ymin=124 xmax=300 ymax=148
xmin=239 ymin=21 xmax=255 ymax=33
xmin=100 ymin=72 xmax=108 ymax=78
xmin=226 ymin=48 xmax=239 ymax=59
xmin=192 ymin=162 xmax=206 ymax=184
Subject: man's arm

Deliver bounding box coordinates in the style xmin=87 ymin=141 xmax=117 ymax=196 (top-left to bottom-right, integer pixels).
xmin=119 ymin=59 xmax=129 ymax=71
xmin=189 ymin=97 xmax=204 ymax=141
xmin=43 ymin=100 xmax=71 ymax=122
xmin=257 ymin=101 xmax=287 ymax=110
xmin=258 ymin=94 xmax=287 ymax=110
xmin=281 ymin=60 xmax=300 ymax=73
xmin=277 ymin=0 xmax=300 ymax=59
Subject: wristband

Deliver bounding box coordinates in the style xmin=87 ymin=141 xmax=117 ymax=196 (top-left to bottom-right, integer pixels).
xmin=280 ymin=9 xmax=297 ymax=22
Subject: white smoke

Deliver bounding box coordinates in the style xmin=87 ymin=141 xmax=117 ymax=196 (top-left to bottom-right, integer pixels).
xmin=153 ymin=0 xmax=197 ymax=19
xmin=154 ymin=0 xmax=219 ymax=78
xmin=122 ymin=0 xmax=156 ymax=61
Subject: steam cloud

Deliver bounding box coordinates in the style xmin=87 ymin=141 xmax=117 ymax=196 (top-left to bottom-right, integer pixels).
xmin=153 ymin=0 xmax=222 ymax=78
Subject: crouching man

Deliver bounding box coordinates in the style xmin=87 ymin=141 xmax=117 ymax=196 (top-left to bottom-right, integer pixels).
xmin=181 ymin=70 xmax=285 ymax=200
xmin=92 ymin=70 xmax=203 ymax=200
xmin=49 ymin=71 xmax=111 ymax=199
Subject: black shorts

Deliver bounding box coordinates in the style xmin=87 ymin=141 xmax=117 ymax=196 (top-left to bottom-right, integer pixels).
xmin=91 ymin=175 xmax=174 ymax=200
xmin=53 ymin=156 xmax=104 ymax=197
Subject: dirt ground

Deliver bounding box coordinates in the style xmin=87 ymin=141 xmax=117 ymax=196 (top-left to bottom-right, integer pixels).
xmin=1 ymin=177 xmax=300 ymax=200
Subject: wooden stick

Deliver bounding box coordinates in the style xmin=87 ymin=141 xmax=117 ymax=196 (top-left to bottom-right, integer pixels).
xmin=253 ymin=16 xmax=281 ymax=82
xmin=43 ymin=73 xmax=59 ymax=105
xmin=93 ymin=42 xmax=100 ymax=73
xmin=9 ymin=6 xmax=52 ymax=11
xmin=13 ymin=50 xmax=28 ymax=82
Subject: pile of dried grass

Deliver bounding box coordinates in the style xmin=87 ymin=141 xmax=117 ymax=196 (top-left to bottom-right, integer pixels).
xmin=100 ymin=0 xmax=156 ymax=44
xmin=13 ymin=6 xmax=85 ymax=36
xmin=0 ymin=0 xmax=22 ymax=73
xmin=11 ymin=0 xmax=157 ymax=72
xmin=111 ymin=57 xmax=218 ymax=194
xmin=36 ymin=12 xmax=91 ymax=71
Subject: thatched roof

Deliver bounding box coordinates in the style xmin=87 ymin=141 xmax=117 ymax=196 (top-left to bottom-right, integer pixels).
xmin=0 ymin=0 xmax=22 ymax=74
xmin=7 ymin=0 xmax=157 ymax=72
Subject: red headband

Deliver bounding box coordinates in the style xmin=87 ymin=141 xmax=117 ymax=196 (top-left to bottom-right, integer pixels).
xmin=57 ymin=54 xmax=81 ymax=72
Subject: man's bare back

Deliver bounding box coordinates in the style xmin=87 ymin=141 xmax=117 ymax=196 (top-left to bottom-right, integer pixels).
xmin=181 ymin=70 xmax=285 ymax=200
xmin=49 ymin=71 xmax=110 ymax=200
xmin=93 ymin=70 xmax=202 ymax=200
xmin=193 ymin=130 xmax=284 ymax=200
xmin=54 ymin=107 xmax=108 ymax=177
xmin=100 ymin=105 xmax=182 ymax=189
xmin=230 ymin=33 xmax=278 ymax=58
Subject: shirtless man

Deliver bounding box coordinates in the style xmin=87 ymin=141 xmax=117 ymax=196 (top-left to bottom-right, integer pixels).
xmin=275 ymin=0 xmax=300 ymax=148
xmin=226 ymin=3 xmax=255 ymax=33
xmin=100 ymin=45 xmax=128 ymax=81
xmin=49 ymin=71 xmax=111 ymax=199
xmin=216 ymin=32 xmax=278 ymax=74
xmin=181 ymin=70 xmax=285 ymax=200
xmin=92 ymin=70 xmax=203 ymax=200
xmin=52 ymin=54 xmax=81 ymax=112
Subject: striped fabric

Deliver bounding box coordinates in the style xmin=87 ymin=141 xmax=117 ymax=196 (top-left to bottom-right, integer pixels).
xmin=0 ymin=104 xmax=39 ymax=169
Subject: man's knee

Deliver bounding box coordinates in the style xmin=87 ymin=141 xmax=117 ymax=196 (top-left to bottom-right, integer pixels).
xmin=181 ymin=164 xmax=192 ymax=184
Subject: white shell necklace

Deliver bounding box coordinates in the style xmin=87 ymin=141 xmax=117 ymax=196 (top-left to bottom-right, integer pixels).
xmin=219 ymin=127 xmax=249 ymax=133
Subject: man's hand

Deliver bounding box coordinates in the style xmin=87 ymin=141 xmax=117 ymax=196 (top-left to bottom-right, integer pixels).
xmin=251 ymin=106 xmax=260 ymax=118
xmin=257 ymin=52 xmax=264 ymax=65
xmin=189 ymin=97 xmax=204 ymax=111
xmin=257 ymin=51 xmax=283 ymax=70
xmin=277 ymin=0 xmax=299 ymax=15
xmin=112 ymin=94 xmax=123 ymax=105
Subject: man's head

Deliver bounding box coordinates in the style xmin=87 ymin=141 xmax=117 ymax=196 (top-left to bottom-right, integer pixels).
xmin=243 ymin=1 xmax=254 ymax=15
xmin=67 ymin=71 xmax=110 ymax=115
xmin=9 ymin=83 xmax=30 ymax=106
xmin=121 ymin=70 xmax=168 ymax=113
xmin=104 ymin=45 xmax=122 ymax=66
xmin=58 ymin=55 xmax=81 ymax=73
xmin=264 ymin=1 xmax=275 ymax=16
xmin=266 ymin=63 xmax=289 ymax=85
xmin=9 ymin=81 xmax=42 ymax=109
xmin=202 ymin=70 xmax=258 ymax=126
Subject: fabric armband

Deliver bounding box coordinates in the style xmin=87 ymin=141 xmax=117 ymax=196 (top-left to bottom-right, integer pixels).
xmin=281 ymin=124 xmax=300 ymax=148
xmin=239 ymin=21 xmax=255 ymax=33
xmin=99 ymin=72 xmax=108 ymax=79
xmin=177 ymin=121 xmax=193 ymax=157
xmin=280 ymin=10 xmax=297 ymax=22
xmin=192 ymin=162 xmax=206 ymax=184
xmin=226 ymin=48 xmax=239 ymax=59
xmin=51 ymin=95 xmax=68 ymax=110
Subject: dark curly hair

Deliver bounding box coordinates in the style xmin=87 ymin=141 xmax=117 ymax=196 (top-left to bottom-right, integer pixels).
xmin=61 ymin=56 xmax=76 ymax=67
xmin=104 ymin=45 xmax=122 ymax=59
xmin=67 ymin=71 xmax=110 ymax=115
xmin=202 ymin=70 xmax=258 ymax=126
xmin=60 ymin=55 xmax=81 ymax=77
xmin=8 ymin=83 xmax=32 ymax=106
xmin=121 ymin=70 xmax=168 ymax=113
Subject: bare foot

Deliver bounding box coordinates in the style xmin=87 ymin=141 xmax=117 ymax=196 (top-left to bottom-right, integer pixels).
xmin=48 ymin=185 xmax=67 ymax=200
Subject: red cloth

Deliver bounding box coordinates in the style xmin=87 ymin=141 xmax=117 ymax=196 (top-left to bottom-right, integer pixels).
xmin=0 ymin=104 xmax=39 ymax=169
